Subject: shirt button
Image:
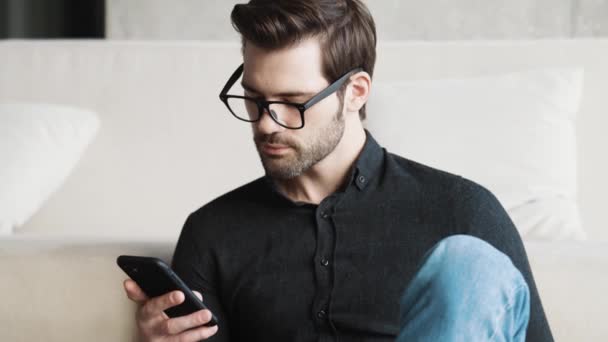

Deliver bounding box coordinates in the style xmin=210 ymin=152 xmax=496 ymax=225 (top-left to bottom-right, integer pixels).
xmin=317 ymin=310 xmax=326 ymax=319
xmin=320 ymin=258 xmax=329 ymax=266
xmin=358 ymin=175 xmax=366 ymax=183
xmin=321 ymin=212 xmax=330 ymax=219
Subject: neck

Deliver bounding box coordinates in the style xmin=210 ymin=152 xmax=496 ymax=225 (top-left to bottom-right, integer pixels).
xmin=272 ymin=119 xmax=367 ymax=205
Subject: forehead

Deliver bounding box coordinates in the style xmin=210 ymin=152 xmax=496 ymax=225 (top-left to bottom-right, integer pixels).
xmin=242 ymin=37 xmax=328 ymax=94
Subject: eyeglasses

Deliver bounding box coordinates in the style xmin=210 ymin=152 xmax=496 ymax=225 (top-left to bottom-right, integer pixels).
xmin=219 ymin=63 xmax=362 ymax=129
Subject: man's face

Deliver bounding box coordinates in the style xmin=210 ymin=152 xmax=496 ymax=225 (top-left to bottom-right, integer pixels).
xmin=242 ymin=38 xmax=346 ymax=180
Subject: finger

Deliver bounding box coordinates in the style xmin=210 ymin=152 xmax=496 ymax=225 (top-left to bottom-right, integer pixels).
xmin=124 ymin=279 xmax=148 ymax=302
xmin=161 ymin=309 xmax=214 ymax=335
xmin=168 ymin=320 xmax=218 ymax=342
xmin=141 ymin=290 xmax=184 ymax=320
xmin=192 ymin=290 xmax=203 ymax=301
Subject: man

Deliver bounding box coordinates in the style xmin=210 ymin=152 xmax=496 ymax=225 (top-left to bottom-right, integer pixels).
xmin=123 ymin=0 xmax=554 ymax=341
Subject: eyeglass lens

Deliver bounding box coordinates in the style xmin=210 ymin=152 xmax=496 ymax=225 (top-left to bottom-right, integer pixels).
xmin=226 ymin=97 xmax=302 ymax=128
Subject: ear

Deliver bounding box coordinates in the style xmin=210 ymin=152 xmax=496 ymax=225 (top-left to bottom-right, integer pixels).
xmin=345 ymin=71 xmax=372 ymax=114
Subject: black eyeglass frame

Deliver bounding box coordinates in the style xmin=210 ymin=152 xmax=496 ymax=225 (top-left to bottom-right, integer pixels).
xmin=219 ymin=63 xmax=363 ymax=129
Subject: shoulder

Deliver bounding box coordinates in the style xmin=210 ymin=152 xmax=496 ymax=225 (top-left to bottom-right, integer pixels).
xmin=384 ymin=150 xmax=465 ymax=196
xmin=384 ymin=150 xmax=507 ymax=224
xmin=446 ymin=174 xmax=514 ymax=235
xmin=192 ymin=176 xmax=267 ymax=218
xmin=451 ymin=175 xmax=506 ymax=218
xmin=386 ymin=150 xmax=498 ymax=200
xmin=181 ymin=176 xmax=268 ymax=234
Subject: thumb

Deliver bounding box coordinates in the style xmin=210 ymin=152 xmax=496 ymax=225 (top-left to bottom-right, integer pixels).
xmin=124 ymin=278 xmax=148 ymax=303
xmin=193 ymin=290 xmax=203 ymax=301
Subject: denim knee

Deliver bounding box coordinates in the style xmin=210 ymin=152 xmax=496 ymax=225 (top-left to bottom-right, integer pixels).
xmin=397 ymin=235 xmax=531 ymax=341
xmin=397 ymin=236 xmax=531 ymax=342
xmin=405 ymin=234 xmax=530 ymax=319
xmin=428 ymin=234 xmax=527 ymax=289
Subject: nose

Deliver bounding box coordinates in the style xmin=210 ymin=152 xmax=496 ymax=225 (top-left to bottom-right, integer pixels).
xmin=254 ymin=106 xmax=285 ymax=135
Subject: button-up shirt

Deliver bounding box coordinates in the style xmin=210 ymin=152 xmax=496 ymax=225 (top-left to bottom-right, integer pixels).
xmin=171 ymin=129 xmax=553 ymax=341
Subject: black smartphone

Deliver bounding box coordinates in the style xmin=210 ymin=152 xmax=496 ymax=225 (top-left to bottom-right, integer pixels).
xmin=117 ymin=255 xmax=219 ymax=326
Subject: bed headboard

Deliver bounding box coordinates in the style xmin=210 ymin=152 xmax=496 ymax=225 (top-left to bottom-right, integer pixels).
xmin=1 ymin=39 xmax=607 ymax=241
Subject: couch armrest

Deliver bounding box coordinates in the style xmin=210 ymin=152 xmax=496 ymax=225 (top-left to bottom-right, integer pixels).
xmin=0 ymin=235 xmax=175 ymax=342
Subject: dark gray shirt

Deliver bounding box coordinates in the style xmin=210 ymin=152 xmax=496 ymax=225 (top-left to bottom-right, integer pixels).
xmin=171 ymin=129 xmax=553 ymax=341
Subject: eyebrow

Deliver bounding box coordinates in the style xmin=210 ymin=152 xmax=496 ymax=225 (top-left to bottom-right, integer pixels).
xmin=241 ymin=82 xmax=317 ymax=99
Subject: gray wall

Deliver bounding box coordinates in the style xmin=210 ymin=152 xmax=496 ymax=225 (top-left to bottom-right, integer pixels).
xmin=106 ymin=0 xmax=608 ymax=40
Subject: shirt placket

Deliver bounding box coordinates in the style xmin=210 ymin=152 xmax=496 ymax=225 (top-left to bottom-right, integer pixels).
xmin=312 ymin=194 xmax=338 ymax=341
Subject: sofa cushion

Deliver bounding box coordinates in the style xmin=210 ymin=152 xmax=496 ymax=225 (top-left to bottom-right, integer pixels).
xmin=0 ymin=103 xmax=99 ymax=235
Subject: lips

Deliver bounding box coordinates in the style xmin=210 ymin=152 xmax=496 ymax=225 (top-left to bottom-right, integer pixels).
xmin=261 ymin=143 xmax=291 ymax=155
xmin=264 ymin=143 xmax=289 ymax=149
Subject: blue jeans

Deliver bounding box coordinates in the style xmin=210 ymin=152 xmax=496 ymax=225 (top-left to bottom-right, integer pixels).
xmin=397 ymin=235 xmax=530 ymax=342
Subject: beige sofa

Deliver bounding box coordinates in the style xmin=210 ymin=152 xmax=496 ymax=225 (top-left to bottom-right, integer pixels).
xmin=1 ymin=40 xmax=608 ymax=341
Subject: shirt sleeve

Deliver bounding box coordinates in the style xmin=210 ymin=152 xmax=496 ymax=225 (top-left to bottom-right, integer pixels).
xmin=171 ymin=213 xmax=231 ymax=342
xmin=452 ymin=177 xmax=555 ymax=342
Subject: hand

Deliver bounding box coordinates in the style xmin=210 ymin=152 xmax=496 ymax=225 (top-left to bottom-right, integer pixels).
xmin=123 ymin=278 xmax=219 ymax=342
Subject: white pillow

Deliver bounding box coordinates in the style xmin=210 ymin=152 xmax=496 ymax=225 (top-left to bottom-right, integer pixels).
xmin=365 ymin=67 xmax=586 ymax=240
xmin=0 ymin=103 xmax=100 ymax=235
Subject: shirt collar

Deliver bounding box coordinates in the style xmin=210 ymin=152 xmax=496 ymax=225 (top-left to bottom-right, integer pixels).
xmin=348 ymin=129 xmax=383 ymax=191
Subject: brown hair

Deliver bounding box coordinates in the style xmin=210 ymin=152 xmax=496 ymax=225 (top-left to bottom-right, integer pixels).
xmin=231 ymin=0 xmax=377 ymax=120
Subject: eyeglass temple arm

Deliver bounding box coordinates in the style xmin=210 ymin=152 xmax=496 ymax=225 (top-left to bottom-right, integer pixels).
xmin=303 ymin=68 xmax=363 ymax=110
xmin=220 ymin=64 xmax=245 ymax=97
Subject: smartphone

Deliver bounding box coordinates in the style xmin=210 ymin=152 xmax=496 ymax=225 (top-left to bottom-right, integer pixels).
xmin=117 ymin=255 xmax=219 ymax=326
